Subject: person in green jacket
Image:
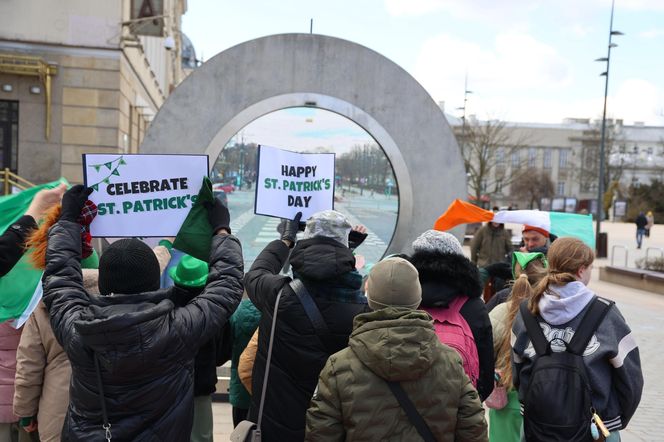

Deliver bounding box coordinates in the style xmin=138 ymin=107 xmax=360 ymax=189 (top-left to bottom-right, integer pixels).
xmin=306 ymin=257 xmax=488 ymax=442
xmin=228 ymin=298 xmax=261 ymax=426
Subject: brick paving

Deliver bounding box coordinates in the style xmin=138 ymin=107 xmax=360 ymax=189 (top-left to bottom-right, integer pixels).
xmin=212 ymin=222 xmax=664 ymax=441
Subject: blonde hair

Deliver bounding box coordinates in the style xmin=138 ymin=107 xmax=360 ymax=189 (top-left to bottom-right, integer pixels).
xmin=495 ymin=257 xmax=548 ymax=389
xmin=528 ymin=237 xmax=594 ymax=315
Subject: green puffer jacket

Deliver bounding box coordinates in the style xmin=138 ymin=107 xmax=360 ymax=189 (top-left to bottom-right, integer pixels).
xmin=229 ymin=299 xmax=261 ymax=409
xmin=305 ymin=308 xmax=488 ymax=442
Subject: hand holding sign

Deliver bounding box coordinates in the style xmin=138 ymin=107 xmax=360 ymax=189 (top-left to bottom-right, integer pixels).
xmin=61 ymin=185 xmax=94 ymax=222
xmin=278 ymin=211 xmax=303 ymax=248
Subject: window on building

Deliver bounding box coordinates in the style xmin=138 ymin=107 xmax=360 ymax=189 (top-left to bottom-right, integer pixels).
xmin=633 ymin=145 xmax=639 ymax=154
xmin=528 ymin=148 xmax=537 ymax=167
xmin=619 ymin=145 xmax=626 ymax=154
xmin=496 ymin=147 xmax=505 ymax=165
xmin=0 ymin=100 xmax=19 ymax=172
xmin=495 ymin=179 xmax=503 ymax=193
xmin=557 ymin=181 xmax=565 ymax=195
xmin=481 ymin=180 xmax=487 ymax=194
xmin=647 ymin=147 xmax=653 ymax=155
xmin=511 ymin=150 xmax=520 ymax=167
xmin=559 ymin=149 xmax=569 ymax=168
xmin=543 ymin=148 xmax=552 ymax=169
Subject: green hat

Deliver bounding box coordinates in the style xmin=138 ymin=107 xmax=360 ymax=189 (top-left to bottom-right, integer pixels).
xmin=512 ymin=252 xmax=548 ymax=279
xmin=168 ymin=255 xmax=209 ymax=288
xmin=81 ymin=249 xmax=99 ymax=269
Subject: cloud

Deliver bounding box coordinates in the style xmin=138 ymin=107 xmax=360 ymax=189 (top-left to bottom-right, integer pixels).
xmin=234 ymin=109 xmax=375 ymax=154
xmin=384 ymin=0 xmax=535 ymax=20
xmin=611 ymin=78 xmax=664 ymax=124
xmin=639 ymin=28 xmax=664 ymax=38
xmin=413 ymin=33 xmax=572 ymax=104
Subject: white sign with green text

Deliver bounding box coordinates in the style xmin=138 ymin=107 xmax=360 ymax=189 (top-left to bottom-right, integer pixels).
xmin=255 ymin=145 xmax=335 ymax=219
xmin=83 ymin=154 xmax=208 ymax=237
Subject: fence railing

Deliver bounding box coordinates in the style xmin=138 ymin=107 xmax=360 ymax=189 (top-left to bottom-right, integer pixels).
xmin=0 ymin=168 xmax=35 ymax=195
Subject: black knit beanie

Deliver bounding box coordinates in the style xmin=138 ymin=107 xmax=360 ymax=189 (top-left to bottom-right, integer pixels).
xmin=98 ymin=239 xmax=160 ymax=296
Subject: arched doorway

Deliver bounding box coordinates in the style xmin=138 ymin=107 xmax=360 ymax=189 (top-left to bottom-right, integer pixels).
xmin=141 ymin=33 xmax=465 ymax=255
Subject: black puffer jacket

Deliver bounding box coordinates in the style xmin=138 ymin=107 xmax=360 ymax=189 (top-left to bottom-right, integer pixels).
xmin=43 ymin=220 xmax=244 ymax=442
xmin=245 ymin=238 xmax=369 ymax=442
xmin=409 ymin=250 xmax=494 ymax=401
xmin=172 ymin=288 xmax=226 ymax=397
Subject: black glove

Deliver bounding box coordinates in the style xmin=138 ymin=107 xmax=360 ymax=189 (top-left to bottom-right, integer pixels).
xmin=277 ymin=212 xmax=303 ymax=247
xmin=60 ymin=185 xmax=93 ymax=222
xmin=348 ymin=230 xmax=368 ymax=250
xmin=207 ymin=198 xmax=231 ymax=234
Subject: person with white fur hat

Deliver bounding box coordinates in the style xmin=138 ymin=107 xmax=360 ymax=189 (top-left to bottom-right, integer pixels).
xmin=306 ymin=257 xmax=488 ymax=441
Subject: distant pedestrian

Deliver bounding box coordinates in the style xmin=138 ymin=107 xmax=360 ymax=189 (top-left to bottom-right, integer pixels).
xmin=635 ymin=212 xmax=648 ymax=249
xmin=306 ymin=257 xmax=488 ymax=442
xmin=512 ymin=237 xmax=643 ymax=441
xmin=470 ymin=208 xmax=513 ymax=267
xmin=645 ymin=211 xmax=654 ymax=238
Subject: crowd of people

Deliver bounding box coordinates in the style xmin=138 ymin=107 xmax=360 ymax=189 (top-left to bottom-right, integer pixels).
xmin=0 ymin=184 xmax=645 ymax=441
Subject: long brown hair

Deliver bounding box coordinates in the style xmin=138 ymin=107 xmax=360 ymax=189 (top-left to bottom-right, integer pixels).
xmin=528 ymin=237 xmax=594 ymax=315
xmin=495 ymin=258 xmax=548 ymax=389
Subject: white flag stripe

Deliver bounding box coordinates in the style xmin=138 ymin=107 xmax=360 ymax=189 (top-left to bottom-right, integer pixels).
xmin=493 ymin=210 xmax=551 ymax=231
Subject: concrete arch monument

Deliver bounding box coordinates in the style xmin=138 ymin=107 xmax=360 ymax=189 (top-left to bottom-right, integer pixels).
xmin=141 ymin=33 xmax=466 ymax=254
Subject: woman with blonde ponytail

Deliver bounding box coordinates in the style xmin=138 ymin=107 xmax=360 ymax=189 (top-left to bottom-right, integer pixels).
xmin=488 ymin=252 xmax=547 ymax=442
xmin=512 ymin=237 xmax=644 ymax=441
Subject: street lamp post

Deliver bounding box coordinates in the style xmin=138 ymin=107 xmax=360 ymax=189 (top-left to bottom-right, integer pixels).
xmin=457 ymin=76 xmax=473 ymax=155
xmin=595 ymin=0 xmax=623 ymax=255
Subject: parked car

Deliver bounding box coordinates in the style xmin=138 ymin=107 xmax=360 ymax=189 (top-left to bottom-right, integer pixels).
xmin=213 ymin=182 xmax=235 ymax=193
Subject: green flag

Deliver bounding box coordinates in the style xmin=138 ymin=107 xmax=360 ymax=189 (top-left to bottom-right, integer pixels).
xmin=173 ymin=177 xmax=215 ymax=262
xmin=0 ymin=178 xmax=69 ymax=325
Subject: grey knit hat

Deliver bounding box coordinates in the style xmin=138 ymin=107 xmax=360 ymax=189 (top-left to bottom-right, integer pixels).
xmin=366 ymin=257 xmax=422 ymax=310
xmin=303 ymin=210 xmax=352 ymax=247
xmin=412 ymin=230 xmax=464 ymax=255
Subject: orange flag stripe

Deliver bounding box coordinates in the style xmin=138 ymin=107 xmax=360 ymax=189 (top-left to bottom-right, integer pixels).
xmin=433 ymin=199 xmax=495 ymax=231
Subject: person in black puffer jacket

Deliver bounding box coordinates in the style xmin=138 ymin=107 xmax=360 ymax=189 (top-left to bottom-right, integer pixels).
xmin=42 ymin=186 xmax=244 ymax=441
xmin=244 ymin=210 xmax=370 ymax=442
xmin=409 ymin=230 xmax=494 ymax=402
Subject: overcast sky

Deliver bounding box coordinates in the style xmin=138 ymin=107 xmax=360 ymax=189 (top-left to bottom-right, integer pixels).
xmin=182 ymin=0 xmax=664 ymax=151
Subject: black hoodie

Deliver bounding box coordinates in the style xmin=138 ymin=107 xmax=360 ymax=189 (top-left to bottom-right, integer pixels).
xmin=409 ymin=250 xmax=495 ymax=401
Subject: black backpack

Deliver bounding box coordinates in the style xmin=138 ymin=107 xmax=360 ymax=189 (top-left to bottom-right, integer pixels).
xmin=519 ymin=297 xmax=613 ymax=442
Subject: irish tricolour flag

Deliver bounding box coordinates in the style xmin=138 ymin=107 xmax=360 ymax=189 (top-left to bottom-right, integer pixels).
xmin=434 ymin=199 xmax=595 ymax=248
xmin=0 ymin=178 xmax=67 ymax=328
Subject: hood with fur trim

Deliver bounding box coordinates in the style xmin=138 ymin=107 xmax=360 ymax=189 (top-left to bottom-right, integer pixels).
xmin=409 ymin=250 xmax=482 ymax=308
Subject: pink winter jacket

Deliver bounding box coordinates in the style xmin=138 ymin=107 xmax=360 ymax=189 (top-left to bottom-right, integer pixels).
xmin=0 ymin=322 xmax=22 ymax=422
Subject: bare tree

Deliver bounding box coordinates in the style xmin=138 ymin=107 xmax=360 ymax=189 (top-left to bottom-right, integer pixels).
xmin=458 ymin=118 xmax=531 ymax=202
xmin=510 ymin=169 xmax=555 ymax=209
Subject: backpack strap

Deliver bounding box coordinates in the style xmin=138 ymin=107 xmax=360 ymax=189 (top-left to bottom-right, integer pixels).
xmin=386 ymin=381 xmax=436 ymax=442
xmin=256 ymin=287 xmax=285 ymax=430
xmin=567 ymin=297 xmax=614 ymax=356
xmin=519 ymin=300 xmax=550 ymax=356
xmin=290 ymin=279 xmax=331 ymax=335
xmin=447 ymin=295 xmax=469 ymax=314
